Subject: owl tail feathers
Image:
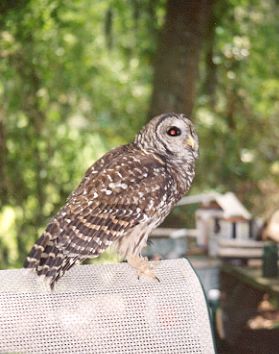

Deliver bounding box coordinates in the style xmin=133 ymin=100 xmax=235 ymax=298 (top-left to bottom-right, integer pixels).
xmin=24 ymin=233 xmax=78 ymax=290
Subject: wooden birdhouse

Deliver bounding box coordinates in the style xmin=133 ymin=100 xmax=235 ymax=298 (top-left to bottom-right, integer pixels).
xmin=178 ymin=192 xmax=253 ymax=256
xmin=196 ymin=192 xmax=252 ymax=256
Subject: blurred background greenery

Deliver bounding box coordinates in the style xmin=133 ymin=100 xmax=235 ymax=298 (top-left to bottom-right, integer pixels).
xmin=0 ymin=0 xmax=278 ymax=268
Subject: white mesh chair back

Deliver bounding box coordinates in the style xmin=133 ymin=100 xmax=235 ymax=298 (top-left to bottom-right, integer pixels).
xmin=0 ymin=258 xmax=215 ymax=353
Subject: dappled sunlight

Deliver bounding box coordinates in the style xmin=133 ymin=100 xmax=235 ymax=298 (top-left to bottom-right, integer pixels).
xmin=0 ymin=207 xmax=18 ymax=267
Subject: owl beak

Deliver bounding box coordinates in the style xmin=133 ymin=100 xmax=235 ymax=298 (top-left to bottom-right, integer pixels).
xmin=185 ymin=135 xmax=196 ymax=150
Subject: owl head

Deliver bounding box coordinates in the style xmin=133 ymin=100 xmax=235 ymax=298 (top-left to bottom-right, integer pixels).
xmin=135 ymin=113 xmax=199 ymax=161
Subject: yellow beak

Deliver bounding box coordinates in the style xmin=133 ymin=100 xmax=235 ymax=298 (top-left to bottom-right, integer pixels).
xmin=186 ymin=135 xmax=195 ymax=150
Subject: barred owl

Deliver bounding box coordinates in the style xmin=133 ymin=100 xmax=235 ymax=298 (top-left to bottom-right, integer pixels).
xmin=25 ymin=113 xmax=199 ymax=288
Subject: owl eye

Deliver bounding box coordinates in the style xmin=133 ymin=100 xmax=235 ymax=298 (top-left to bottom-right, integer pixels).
xmin=167 ymin=126 xmax=181 ymax=137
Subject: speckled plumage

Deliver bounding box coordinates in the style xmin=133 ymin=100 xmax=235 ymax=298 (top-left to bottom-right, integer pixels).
xmin=24 ymin=113 xmax=199 ymax=288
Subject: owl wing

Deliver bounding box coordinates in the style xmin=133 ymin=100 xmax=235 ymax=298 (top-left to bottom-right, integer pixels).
xmin=53 ymin=145 xmax=169 ymax=257
xmin=25 ymin=144 xmax=170 ymax=280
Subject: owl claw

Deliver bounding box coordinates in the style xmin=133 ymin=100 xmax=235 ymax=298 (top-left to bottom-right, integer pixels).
xmin=155 ymin=275 xmax=160 ymax=282
xmin=127 ymin=255 xmax=160 ymax=282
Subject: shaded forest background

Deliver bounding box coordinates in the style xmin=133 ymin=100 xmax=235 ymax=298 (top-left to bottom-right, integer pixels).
xmin=0 ymin=0 xmax=279 ymax=268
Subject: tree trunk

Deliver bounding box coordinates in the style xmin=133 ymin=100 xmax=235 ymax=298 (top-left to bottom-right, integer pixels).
xmin=148 ymin=0 xmax=214 ymax=119
xmin=202 ymin=0 xmax=218 ymax=109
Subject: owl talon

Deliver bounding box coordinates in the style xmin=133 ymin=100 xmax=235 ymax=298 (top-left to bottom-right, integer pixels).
xmin=127 ymin=255 xmax=159 ymax=282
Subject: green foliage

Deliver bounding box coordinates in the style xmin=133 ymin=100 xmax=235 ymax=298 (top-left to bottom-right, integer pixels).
xmin=0 ymin=0 xmax=165 ymax=267
xmin=196 ymin=0 xmax=279 ymax=212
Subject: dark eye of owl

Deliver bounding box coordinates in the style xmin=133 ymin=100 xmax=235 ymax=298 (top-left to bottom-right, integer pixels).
xmin=166 ymin=126 xmax=181 ymax=137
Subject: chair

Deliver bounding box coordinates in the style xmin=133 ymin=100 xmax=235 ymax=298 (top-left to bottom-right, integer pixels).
xmin=0 ymin=258 xmax=215 ymax=353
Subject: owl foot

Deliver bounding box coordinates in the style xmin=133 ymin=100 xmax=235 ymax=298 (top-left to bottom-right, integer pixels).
xmin=127 ymin=255 xmax=160 ymax=282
